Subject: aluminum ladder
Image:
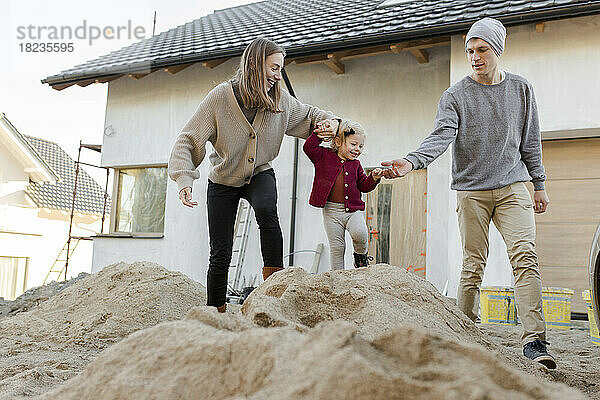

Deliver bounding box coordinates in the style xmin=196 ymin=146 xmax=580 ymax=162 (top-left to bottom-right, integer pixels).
xmin=229 ymin=199 xmax=254 ymax=293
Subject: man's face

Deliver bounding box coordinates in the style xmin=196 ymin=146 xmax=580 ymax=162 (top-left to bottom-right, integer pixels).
xmin=466 ymin=38 xmax=499 ymax=77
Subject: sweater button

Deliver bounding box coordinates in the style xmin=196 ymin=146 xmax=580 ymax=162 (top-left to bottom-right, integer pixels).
xmin=344 ymin=183 xmax=348 ymax=187
xmin=340 ymin=160 xmax=344 ymax=163
xmin=346 ymin=208 xmax=349 ymax=211
xmin=248 ymin=157 xmax=254 ymax=163
xmin=345 ymin=172 xmax=348 ymax=175
xmin=345 ymin=196 xmax=348 ymax=199
xmin=249 ymin=133 xmax=256 ymax=139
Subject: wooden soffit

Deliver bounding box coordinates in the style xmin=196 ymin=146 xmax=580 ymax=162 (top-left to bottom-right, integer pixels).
xmin=289 ymin=36 xmax=450 ymax=74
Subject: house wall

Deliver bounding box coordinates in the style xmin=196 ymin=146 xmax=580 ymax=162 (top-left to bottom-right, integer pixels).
xmin=96 ymin=47 xmax=452 ymax=288
xmin=0 ymin=202 xmax=100 ymax=298
xmin=0 ymin=143 xmax=29 ymax=199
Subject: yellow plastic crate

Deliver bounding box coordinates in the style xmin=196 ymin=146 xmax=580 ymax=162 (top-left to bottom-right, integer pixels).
xmin=480 ymin=286 xmax=517 ymax=325
xmin=582 ymin=290 xmax=600 ymax=346
xmin=541 ymin=287 xmax=574 ymax=329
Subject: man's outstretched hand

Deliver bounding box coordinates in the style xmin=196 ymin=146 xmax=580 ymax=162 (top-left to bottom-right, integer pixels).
xmin=381 ymin=158 xmax=413 ymax=179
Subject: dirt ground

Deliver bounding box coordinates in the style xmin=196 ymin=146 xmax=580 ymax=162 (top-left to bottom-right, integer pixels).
xmin=479 ymin=321 xmax=600 ymax=400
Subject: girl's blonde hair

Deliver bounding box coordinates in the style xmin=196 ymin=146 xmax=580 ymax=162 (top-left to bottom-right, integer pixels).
xmin=232 ymin=38 xmax=286 ymax=113
xmin=332 ymin=120 xmax=365 ymax=151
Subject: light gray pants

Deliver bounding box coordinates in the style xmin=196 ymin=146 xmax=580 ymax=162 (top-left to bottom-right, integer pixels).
xmin=322 ymin=202 xmax=369 ymax=270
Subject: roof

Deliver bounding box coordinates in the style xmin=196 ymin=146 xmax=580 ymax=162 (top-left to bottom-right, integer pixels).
xmin=42 ymin=0 xmax=600 ymax=89
xmin=0 ymin=113 xmax=58 ymax=183
xmin=24 ymin=136 xmax=111 ymax=216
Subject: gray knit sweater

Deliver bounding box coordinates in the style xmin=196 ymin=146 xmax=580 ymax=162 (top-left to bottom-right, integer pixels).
xmin=405 ymin=72 xmax=546 ymax=191
xmin=168 ymin=81 xmax=335 ymax=190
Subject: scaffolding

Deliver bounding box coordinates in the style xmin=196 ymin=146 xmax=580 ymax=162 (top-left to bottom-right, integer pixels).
xmin=43 ymin=141 xmax=110 ymax=284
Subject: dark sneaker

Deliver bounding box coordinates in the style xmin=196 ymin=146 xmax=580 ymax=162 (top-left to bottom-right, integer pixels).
xmin=353 ymin=252 xmax=373 ymax=268
xmin=523 ymin=339 xmax=556 ymax=369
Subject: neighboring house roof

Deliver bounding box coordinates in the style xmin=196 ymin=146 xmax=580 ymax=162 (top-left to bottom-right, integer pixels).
xmin=24 ymin=136 xmax=111 ymax=216
xmin=42 ymin=0 xmax=600 ymax=88
xmin=0 ymin=113 xmax=58 ymax=183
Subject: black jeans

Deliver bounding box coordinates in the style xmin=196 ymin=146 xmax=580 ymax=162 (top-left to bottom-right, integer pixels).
xmin=206 ymin=168 xmax=283 ymax=307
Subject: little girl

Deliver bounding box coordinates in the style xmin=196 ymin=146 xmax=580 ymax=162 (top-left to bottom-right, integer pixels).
xmin=303 ymin=120 xmax=383 ymax=270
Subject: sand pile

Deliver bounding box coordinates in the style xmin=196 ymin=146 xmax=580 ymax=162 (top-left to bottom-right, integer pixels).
xmin=242 ymin=265 xmax=555 ymax=376
xmin=0 ymin=261 xmax=206 ymax=399
xmin=36 ymin=265 xmax=587 ymax=399
xmin=39 ymin=306 xmax=585 ymax=400
xmin=0 ymin=272 xmax=89 ymax=320
xmin=242 ymin=265 xmax=481 ymax=342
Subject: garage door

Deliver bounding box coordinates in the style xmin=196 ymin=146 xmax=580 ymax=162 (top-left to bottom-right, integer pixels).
xmin=533 ymin=138 xmax=600 ymax=313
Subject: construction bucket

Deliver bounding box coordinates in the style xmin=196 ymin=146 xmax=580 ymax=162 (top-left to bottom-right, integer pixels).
xmin=541 ymin=287 xmax=574 ymax=329
xmin=480 ymin=286 xmax=517 ymax=325
xmin=582 ymin=290 xmax=600 ymax=346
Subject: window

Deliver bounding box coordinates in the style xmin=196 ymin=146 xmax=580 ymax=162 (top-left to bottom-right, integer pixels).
xmin=0 ymin=256 xmax=29 ymax=300
xmin=114 ymin=166 xmax=167 ymax=234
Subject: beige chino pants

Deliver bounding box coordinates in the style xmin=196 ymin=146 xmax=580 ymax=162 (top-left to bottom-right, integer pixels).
xmin=456 ymin=182 xmax=546 ymax=345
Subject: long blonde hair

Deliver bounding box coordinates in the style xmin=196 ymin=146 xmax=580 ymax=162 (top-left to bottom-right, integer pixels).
xmin=232 ymin=38 xmax=286 ymax=113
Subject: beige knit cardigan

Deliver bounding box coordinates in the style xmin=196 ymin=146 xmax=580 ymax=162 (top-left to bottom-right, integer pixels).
xmin=168 ymin=81 xmax=336 ymax=191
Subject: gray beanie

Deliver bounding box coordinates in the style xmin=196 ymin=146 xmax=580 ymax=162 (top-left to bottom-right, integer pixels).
xmin=465 ymin=17 xmax=507 ymax=57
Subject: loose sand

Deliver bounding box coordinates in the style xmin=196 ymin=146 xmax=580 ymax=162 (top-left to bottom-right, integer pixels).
xmin=38 ymin=312 xmax=584 ymax=400
xmin=0 ymin=273 xmax=89 ymax=320
xmin=480 ymin=322 xmax=600 ymax=399
xmin=0 ymin=261 xmax=206 ymax=399
xmin=1 ymin=262 xmax=595 ymax=399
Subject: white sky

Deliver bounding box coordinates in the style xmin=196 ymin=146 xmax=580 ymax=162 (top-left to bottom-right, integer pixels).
xmin=1 ymin=0 xmax=255 ymax=184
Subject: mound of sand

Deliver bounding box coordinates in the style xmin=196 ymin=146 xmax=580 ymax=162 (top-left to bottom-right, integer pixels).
xmin=241 ymin=265 xmax=546 ymax=375
xmin=0 ymin=261 xmax=206 ymax=399
xmin=35 ymin=265 xmax=588 ymax=399
xmin=39 ymin=307 xmax=585 ymax=400
xmin=242 ymin=265 xmax=480 ymax=342
xmin=0 ymin=273 xmax=89 ymax=320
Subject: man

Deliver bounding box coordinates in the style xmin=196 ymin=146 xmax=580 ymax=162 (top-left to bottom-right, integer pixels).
xmin=382 ymin=17 xmax=556 ymax=369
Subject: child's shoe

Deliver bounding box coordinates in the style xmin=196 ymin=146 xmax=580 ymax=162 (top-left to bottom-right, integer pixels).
xmin=353 ymin=252 xmax=373 ymax=268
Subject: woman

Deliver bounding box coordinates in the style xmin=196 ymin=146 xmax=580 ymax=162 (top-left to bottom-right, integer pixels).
xmin=168 ymin=38 xmax=339 ymax=313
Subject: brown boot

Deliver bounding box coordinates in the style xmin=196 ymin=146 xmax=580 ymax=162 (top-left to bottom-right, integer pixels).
xmin=216 ymin=304 xmax=226 ymax=313
xmin=262 ymin=266 xmax=284 ymax=281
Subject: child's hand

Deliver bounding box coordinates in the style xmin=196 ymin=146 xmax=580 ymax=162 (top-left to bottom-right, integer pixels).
xmin=372 ymin=168 xmax=384 ymax=180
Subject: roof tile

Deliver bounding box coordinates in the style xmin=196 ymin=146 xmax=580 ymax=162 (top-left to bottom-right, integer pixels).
xmin=24 ymin=136 xmax=111 ymax=216
xmin=43 ymin=0 xmax=600 ymax=85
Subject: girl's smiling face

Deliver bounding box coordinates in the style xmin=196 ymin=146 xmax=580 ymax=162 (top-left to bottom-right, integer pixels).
xmin=265 ymin=52 xmax=283 ymax=91
xmin=335 ymin=133 xmax=365 ymax=161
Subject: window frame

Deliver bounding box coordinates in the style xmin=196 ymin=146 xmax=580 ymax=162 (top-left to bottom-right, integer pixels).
xmin=109 ymin=164 xmax=168 ymax=236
